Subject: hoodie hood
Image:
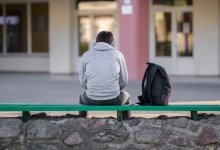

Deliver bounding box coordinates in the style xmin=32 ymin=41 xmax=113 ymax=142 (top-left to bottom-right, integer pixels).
xmin=93 ymin=42 xmax=115 ymax=51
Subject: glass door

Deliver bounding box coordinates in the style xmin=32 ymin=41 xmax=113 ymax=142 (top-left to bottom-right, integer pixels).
xmin=152 ymin=10 xmax=193 ymax=74
xmin=154 ymin=11 xmax=193 ymax=57
xmin=72 ymin=1 xmax=117 ymax=73
xmin=73 ymin=1 xmax=117 ymax=73
xmin=78 ymin=15 xmax=116 ymax=57
xmin=79 ymin=16 xmax=91 ymax=56
xmin=154 ymin=11 xmax=172 ymax=57
xmin=77 ymin=1 xmax=117 ymax=57
xmin=93 ymin=15 xmax=115 ymax=45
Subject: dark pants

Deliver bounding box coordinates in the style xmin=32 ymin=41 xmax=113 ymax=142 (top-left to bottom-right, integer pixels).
xmin=79 ymin=91 xmax=130 ymax=118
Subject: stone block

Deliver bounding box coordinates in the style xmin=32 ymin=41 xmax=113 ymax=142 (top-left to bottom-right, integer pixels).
xmin=92 ymin=129 xmax=129 ymax=143
xmin=27 ymin=120 xmax=58 ymax=140
xmin=171 ymin=117 xmax=189 ymax=128
xmin=64 ymin=131 xmax=83 ymax=146
xmin=26 ymin=143 xmax=62 ymax=150
xmin=190 ymin=121 xmax=199 ymax=132
xmin=0 ymin=118 xmax=22 ymax=138
xmin=123 ymin=144 xmax=146 ymax=150
xmin=168 ymin=135 xmax=189 ymax=146
xmin=135 ymin=127 xmax=161 ymax=144
xmin=196 ymin=126 xmax=217 ymax=146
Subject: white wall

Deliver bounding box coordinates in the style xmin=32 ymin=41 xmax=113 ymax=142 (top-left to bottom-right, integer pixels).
xmin=194 ymin=0 xmax=220 ymax=75
xmin=0 ymin=56 xmax=49 ymax=72
xmin=72 ymin=0 xmax=79 ymax=74
xmin=49 ymin=0 xmax=73 ymax=74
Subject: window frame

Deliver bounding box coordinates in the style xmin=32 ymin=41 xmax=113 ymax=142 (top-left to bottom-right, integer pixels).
xmin=0 ymin=0 xmax=49 ymax=56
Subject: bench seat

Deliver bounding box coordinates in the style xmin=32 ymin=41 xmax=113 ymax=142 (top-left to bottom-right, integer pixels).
xmin=0 ymin=104 xmax=220 ymax=122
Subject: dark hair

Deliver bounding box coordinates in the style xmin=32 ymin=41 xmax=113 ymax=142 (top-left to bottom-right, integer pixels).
xmin=96 ymin=31 xmax=114 ymax=45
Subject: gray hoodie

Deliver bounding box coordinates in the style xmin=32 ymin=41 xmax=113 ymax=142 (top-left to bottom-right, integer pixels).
xmin=79 ymin=42 xmax=128 ymax=100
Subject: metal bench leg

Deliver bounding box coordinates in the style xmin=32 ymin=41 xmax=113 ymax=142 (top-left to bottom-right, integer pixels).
xmin=191 ymin=111 xmax=198 ymax=120
xmin=22 ymin=111 xmax=31 ymax=122
xmin=117 ymin=111 xmax=123 ymax=121
xmin=117 ymin=111 xmax=130 ymax=121
xmin=79 ymin=111 xmax=88 ymax=118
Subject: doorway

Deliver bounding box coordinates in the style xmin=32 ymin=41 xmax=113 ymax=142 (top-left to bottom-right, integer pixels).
xmin=74 ymin=1 xmax=118 ymax=73
xmin=78 ymin=15 xmax=117 ymax=56
xmin=150 ymin=0 xmax=194 ymax=75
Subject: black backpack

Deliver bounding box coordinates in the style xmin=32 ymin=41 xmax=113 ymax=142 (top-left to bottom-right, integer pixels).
xmin=138 ymin=63 xmax=171 ymax=105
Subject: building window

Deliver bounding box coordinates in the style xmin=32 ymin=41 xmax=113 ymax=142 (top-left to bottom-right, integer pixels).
xmin=0 ymin=5 xmax=2 ymax=53
xmin=31 ymin=3 xmax=49 ymax=53
xmin=6 ymin=4 xmax=27 ymax=53
xmin=0 ymin=3 xmax=49 ymax=55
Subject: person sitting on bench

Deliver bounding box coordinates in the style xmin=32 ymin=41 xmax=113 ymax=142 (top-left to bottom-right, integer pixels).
xmin=79 ymin=31 xmax=130 ymax=117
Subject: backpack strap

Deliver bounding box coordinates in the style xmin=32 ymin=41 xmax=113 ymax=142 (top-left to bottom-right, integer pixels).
xmin=140 ymin=68 xmax=148 ymax=104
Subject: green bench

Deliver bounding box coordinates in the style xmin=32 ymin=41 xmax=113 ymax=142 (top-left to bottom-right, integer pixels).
xmin=0 ymin=104 xmax=220 ymax=122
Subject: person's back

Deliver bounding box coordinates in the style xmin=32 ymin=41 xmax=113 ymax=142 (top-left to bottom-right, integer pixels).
xmin=80 ymin=42 xmax=127 ymax=100
xmin=79 ymin=31 xmax=130 ymax=117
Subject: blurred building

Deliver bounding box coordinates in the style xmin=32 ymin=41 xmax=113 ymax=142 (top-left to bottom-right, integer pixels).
xmin=0 ymin=0 xmax=219 ymax=80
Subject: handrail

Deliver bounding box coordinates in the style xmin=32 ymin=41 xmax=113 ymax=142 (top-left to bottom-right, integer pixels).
xmin=0 ymin=104 xmax=220 ymax=122
xmin=0 ymin=104 xmax=220 ymax=111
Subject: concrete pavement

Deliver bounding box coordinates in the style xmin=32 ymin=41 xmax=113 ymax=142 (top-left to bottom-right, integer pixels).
xmin=0 ymin=73 xmax=220 ymax=104
xmin=0 ymin=73 xmax=220 ymax=118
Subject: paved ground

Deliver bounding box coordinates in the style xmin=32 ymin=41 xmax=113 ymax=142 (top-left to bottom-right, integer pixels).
xmin=0 ymin=73 xmax=220 ymax=104
xmin=0 ymin=73 xmax=220 ymax=117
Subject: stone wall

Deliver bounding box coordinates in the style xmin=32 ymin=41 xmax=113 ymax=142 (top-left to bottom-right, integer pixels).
xmin=1 ymin=114 xmax=220 ymax=150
